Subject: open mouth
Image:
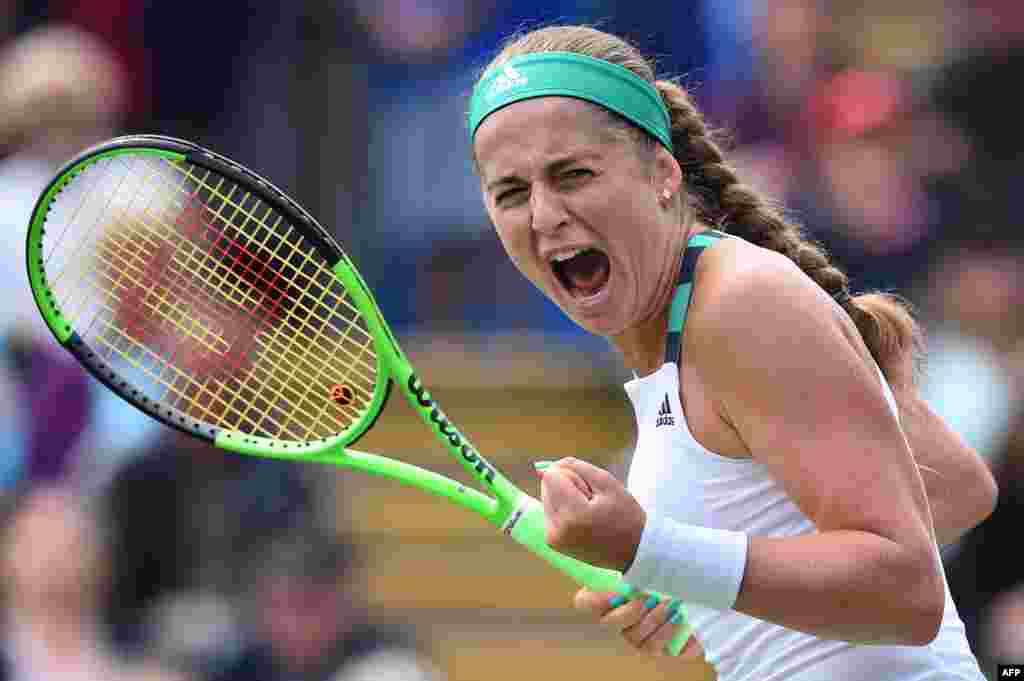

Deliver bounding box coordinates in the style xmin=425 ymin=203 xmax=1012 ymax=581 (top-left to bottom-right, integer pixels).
xmin=551 ymin=248 xmax=611 ymax=299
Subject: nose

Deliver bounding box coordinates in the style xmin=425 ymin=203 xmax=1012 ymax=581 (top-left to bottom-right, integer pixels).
xmin=529 ymin=184 xmax=568 ymax=235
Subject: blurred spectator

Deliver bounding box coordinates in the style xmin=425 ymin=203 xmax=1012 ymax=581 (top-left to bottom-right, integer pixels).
xmin=206 ymin=528 xmax=442 ymax=681
xmin=101 ymin=393 xmax=444 ymax=679
xmin=716 ymin=9 xmax=969 ymax=296
xmin=104 ymin=432 xmax=327 ymax=661
xmin=980 ymin=583 xmax=1024 ymax=666
xmin=0 ymin=486 xmax=187 ymax=681
xmin=703 ymin=1 xmax=985 ymax=298
xmin=791 ymin=65 xmax=969 ymax=294
xmin=928 ymin=0 xmax=1024 ymax=249
xmin=0 ymin=7 xmax=134 ymax=495
xmin=1 ymin=331 xmax=93 ymax=488
xmin=945 ymin=410 xmax=1024 ymax=670
xmin=350 ymin=0 xmax=498 ymax=60
xmin=0 ymin=21 xmax=126 ymax=160
xmin=702 ymin=0 xmax=833 ymax=148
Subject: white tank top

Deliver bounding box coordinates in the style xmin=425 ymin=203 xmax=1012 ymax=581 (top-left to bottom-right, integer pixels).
xmin=623 ymin=232 xmax=985 ymax=681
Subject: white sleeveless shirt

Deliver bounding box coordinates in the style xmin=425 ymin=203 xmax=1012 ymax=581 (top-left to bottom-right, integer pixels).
xmin=621 ymin=230 xmax=984 ymax=679
xmin=624 ymin=352 xmax=985 ymax=681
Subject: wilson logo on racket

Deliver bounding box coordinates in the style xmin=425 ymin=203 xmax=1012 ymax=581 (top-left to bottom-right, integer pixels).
xmin=408 ymin=373 xmax=496 ymax=484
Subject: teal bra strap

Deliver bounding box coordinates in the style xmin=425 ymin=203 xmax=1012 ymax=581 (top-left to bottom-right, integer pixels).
xmin=663 ymin=230 xmax=729 ymax=365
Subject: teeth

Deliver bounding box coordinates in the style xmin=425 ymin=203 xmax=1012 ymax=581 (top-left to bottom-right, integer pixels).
xmin=550 ymin=248 xmax=585 ymax=263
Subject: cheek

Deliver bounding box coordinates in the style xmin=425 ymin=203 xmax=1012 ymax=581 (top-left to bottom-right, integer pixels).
xmin=584 ymin=176 xmax=652 ymax=227
xmin=492 ymin=215 xmax=536 ymax=274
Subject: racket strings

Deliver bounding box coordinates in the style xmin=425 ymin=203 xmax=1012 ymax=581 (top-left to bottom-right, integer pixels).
xmin=157 ymin=161 xmax=378 ymax=439
xmin=43 ymin=154 xmax=379 ymax=441
xmin=166 ymin=164 xmax=379 ymax=439
xmin=113 ymin=157 xmax=376 ymax=436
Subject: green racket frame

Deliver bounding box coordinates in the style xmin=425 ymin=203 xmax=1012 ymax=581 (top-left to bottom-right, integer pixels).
xmin=26 ymin=135 xmax=691 ymax=655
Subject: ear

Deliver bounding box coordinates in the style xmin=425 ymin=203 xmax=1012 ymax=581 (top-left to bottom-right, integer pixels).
xmin=652 ymin=145 xmax=683 ymax=203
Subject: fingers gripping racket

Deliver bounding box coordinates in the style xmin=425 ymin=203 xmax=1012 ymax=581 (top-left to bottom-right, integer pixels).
xmin=26 ymin=135 xmax=691 ymax=655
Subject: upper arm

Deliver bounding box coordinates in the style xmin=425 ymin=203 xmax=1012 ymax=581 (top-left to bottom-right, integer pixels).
xmin=694 ymin=249 xmax=936 ymax=555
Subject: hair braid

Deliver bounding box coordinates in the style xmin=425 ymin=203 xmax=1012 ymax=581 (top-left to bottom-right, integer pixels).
xmin=654 ymin=78 xmax=920 ymax=381
xmin=654 ymin=82 xmax=849 ymax=299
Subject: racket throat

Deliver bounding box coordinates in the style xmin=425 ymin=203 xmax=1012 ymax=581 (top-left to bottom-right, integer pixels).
xmin=407 ymin=372 xmax=499 ymax=486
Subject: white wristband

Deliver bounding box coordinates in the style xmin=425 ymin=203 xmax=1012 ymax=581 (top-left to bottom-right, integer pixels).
xmin=622 ymin=512 xmax=748 ymax=611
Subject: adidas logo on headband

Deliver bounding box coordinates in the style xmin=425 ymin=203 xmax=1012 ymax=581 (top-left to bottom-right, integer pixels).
xmin=487 ymin=64 xmax=528 ymax=101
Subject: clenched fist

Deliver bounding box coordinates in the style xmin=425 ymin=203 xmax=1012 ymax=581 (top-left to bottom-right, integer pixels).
xmin=537 ymin=457 xmax=646 ymax=573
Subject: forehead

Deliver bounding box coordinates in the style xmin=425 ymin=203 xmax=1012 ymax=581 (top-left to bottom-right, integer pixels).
xmin=473 ymin=97 xmax=622 ymax=176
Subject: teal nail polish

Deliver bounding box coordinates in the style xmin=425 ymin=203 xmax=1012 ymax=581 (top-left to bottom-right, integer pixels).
xmin=643 ymin=595 xmax=659 ymax=610
xmin=666 ymin=599 xmax=681 ymax=616
xmin=533 ymin=461 xmax=555 ymax=471
xmin=669 ymin=610 xmax=684 ymax=625
xmin=609 ymin=595 xmax=627 ymax=608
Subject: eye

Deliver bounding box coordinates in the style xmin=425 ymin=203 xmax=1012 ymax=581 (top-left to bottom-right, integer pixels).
xmin=561 ymin=168 xmax=593 ymax=184
xmin=496 ymin=186 xmax=527 ymax=205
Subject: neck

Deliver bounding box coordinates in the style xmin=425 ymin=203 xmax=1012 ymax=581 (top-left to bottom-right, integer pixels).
xmin=609 ymin=223 xmax=698 ymax=376
xmin=611 ymin=307 xmax=669 ymax=377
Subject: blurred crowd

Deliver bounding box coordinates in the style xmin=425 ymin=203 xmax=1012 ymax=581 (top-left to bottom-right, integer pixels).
xmin=1 ymin=0 xmax=1023 ymax=679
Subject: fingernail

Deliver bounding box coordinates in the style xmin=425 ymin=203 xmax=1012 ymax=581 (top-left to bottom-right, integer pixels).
xmin=669 ymin=610 xmax=684 ymax=625
xmin=666 ymin=599 xmax=681 ymax=616
xmin=609 ymin=595 xmax=627 ymax=608
xmin=643 ymin=595 xmax=660 ymax=610
xmin=533 ymin=461 xmax=555 ymax=472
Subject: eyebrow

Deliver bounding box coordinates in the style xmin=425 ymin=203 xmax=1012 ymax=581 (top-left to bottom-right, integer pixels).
xmin=484 ymin=154 xmax=600 ymax=193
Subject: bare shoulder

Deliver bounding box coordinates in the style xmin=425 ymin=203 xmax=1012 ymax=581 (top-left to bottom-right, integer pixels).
xmin=683 ymin=235 xmax=933 ymax=540
xmin=694 ymin=235 xmax=798 ymax=292
xmin=688 ymin=235 xmax=853 ymax=358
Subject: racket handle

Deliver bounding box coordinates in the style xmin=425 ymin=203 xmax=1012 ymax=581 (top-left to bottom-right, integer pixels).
xmin=502 ymin=495 xmax=692 ymax=656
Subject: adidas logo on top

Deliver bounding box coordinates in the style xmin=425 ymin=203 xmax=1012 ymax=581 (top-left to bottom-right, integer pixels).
xmin=656 ymin=393 xmax=674 ymax=427
xmin=487 ymin=64 xmax=528 ymax=101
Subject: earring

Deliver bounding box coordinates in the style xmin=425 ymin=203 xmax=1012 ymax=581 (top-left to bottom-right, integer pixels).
xmin=661 ymin=189 xmax=672 ymax=202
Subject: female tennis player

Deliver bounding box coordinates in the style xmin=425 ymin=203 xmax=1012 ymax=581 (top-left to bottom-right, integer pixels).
xmin=468 ymin=25 xmax=996 ymax=680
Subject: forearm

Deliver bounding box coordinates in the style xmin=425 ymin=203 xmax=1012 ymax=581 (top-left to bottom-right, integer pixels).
xmin=625 ymin=514 xmax=944 ymax=647
xmin=896 ymin=392 xmax=998 ymax=546
xmin=734 ymin=531 xmax=944 ymax=646
xmin=922 ymin=471 xmax=992 ymax=547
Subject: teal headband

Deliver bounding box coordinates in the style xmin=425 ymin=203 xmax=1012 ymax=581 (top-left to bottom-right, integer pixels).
xmin=468 ymin=52 xmax=673 ymax=152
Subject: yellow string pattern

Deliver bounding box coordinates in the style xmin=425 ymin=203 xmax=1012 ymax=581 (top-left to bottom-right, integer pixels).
xmin=42 ymin=154 xmax=379 ymax=442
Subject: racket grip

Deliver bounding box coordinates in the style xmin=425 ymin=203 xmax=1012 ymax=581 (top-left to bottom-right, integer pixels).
xmin=503 ymin=496 xmax=692 ymax=656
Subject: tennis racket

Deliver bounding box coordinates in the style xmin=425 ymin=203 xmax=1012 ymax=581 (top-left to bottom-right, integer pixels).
xmin=25 ymin=134 xmax=691 ymax=655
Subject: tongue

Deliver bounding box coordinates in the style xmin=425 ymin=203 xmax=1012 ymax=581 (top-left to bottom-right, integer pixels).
xmin=563 ymin=250 xmax=610 ymax=296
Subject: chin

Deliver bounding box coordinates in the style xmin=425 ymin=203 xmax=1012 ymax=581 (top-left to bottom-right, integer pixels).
xmin=551 ymin=291 xmax=627 ymax=338
xmin=567 ymin=311 xmax=626 ymax=338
